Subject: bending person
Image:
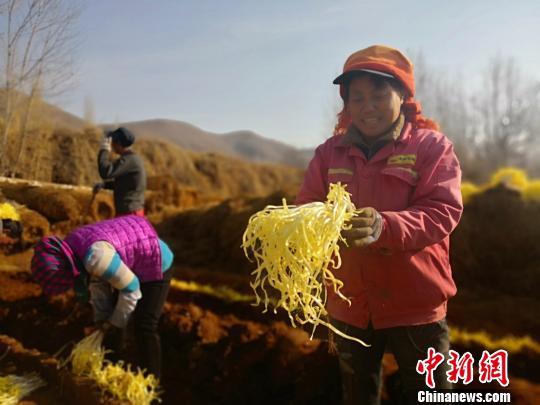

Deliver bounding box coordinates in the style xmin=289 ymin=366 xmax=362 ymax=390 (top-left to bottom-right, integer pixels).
xmin=31 ymin=215 xmax=173 ymax=379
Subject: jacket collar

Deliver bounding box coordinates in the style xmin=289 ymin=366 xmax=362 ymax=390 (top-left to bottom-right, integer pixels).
xmin=335 ymin=118 xmax=413 ymax=149
xmin=340 ymin=113 xmax=405 ymax=148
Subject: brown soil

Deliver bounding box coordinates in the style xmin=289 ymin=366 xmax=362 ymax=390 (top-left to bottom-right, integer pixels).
xmin=0 ymin=270 xmax=341 ymax=404
xmin=154 ymin=190 xmax=297 ymax=272
xmin=0 ymin=178 xmax=116 ymax=241
xmin=18 ymin=205 xmax=50 ymax=246
xmin=2 ymin=181 xmax=540 ymax=403
xmin=152 ymin=185 xmax=540 ymax=340
xmin=1 ymin=269 xmax=539 ymax=404
xmin=2 ymin=182 xmax=78 ymax=221
xmin=0 ymin=335 xmax=108 ymax=405
xmin=451 ymin=185 xmax=540 ymax=301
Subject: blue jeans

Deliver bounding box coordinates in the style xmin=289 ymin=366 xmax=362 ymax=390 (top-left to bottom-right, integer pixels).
xmin=330 ymin=318 xmax=451 ymax=405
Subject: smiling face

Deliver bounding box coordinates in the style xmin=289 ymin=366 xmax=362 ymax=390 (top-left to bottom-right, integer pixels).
xmin=345 ymin=73 xmax=404 ymax=139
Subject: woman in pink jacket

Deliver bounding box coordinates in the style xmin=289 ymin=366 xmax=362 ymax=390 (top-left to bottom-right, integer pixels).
xmin=296 ymin=45 xmax=463 ymax=404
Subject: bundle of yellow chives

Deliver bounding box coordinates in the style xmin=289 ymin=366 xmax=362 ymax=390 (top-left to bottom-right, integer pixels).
xmin=0 ymin=373 xmax=46 ymax=405
xmin=242 ymin=183 xmax=368 ymax=346
xmin=65 ymin=331 xmax=161 ymax=404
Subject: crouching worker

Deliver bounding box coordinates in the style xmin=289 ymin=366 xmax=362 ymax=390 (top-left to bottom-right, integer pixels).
xmin=30 ymin=215 xmax=174 ymax=379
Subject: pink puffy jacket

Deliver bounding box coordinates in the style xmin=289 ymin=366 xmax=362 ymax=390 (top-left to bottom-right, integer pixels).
xmin=296 ymin=122 xmax=463 ymax=329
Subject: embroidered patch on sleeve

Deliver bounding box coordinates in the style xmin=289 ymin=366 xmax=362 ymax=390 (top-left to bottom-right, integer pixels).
xmin=387 ymin=154 xmax=416 ymax=166
xmin=328 ymin=168 xmax=354 ymax=175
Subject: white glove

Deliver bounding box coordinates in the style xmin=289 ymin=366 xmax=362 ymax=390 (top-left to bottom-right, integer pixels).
xmin=109 ymin=289 xmax=142 ymax=328
xmin=100 ymin=135 xmax=111 ymax=152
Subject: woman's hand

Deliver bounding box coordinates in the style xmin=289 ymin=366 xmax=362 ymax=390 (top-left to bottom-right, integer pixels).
xmin=342 ymin=207 xmax=382 ymax=248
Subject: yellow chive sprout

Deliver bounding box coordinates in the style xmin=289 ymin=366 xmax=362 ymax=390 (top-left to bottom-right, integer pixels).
xmin=0 ymin=373 xmax=46 ymax=405
xmin=242 ymin=183 xmax=369 ymax=347
xmin=63 ymin=331 xmax=161 ymax=404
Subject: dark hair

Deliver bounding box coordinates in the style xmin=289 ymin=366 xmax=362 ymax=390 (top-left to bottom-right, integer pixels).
xmin=110 ymin=127 xmax=135 ymax=147
xmin=1 ymin=219 xmax=23 ymax=238
xmin=342 ymin=71 xmax=404 ymax=102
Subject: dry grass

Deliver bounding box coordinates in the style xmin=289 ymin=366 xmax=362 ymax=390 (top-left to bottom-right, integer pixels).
xmin=2 ymin=126 xmax=303 ymax=202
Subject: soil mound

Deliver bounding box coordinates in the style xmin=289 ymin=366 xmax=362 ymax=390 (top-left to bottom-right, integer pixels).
xmin=2 ymin=270 xmax=539 ymax=404
xmin=155 ymin=190 xmax=296 ymax=273
xmin=0 ymin=335 xmax=107 ymax=405
xmin=451 ymin=184 xmax=540 ymax=299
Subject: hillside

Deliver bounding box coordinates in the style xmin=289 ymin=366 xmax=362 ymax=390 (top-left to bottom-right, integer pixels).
xmin=223 ymin=130 xmax=314 ymax=168
xmin=102 ymin=119 xmax=314 ymax=168
xmin=4 ymin=126 xmax=304 ymax=200
xmin=102 ymin=119 xmax=236 ymax=156
xmin=0 ymin=89 xmax=86 ymax=131
xmin=1 ymin=92 xmax=314 ymax=168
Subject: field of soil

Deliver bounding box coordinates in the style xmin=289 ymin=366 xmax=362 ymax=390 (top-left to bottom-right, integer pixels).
xmin=1 ymin=267 xmax=539 ymax=404
xmin=1 ymin=177 xmax=540 ymax=404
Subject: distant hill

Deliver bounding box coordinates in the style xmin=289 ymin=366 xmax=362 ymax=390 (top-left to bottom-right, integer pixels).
xmin=1 ymin=91 xmax=314 ymax=168
xmin=222 ymin=131 xmax=314 ymax=168
xmin=0 ymin=89 xmax=86 ymax=131
xmin=103 ymin=119 xmax=314 ymax=168
xmin=102 ymin=119 xmax=236 ymax=156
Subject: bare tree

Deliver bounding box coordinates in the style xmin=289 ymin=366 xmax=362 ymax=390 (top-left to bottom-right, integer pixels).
xmin=83 ymin=94 xmax=96 ymax=129
xmin=411 ymin=51 xmax=481 ymax=178
xmin=412 ymin=52 xmax=540 ymax=180
xmin=522 ymin=83 xmax=540 ymax=175
xmin=0 ymin=0 xmax=80 ymax=175
xmin=472 ymin=56 xmax=540 ymax=172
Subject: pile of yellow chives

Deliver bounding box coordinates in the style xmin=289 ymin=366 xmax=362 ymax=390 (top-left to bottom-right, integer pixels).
xmin=0 ymin=373 xmax=46 ymax=405
xmin=65 ymin=331 xmax=161 ymax=404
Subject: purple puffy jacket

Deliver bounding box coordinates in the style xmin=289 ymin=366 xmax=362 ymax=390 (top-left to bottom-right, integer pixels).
xmin=65 ymin=215 xmax=162 ymax=283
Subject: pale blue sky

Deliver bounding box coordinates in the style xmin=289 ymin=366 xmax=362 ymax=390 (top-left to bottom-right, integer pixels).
xmin=57 ymin=0 xmax=540 ymax=148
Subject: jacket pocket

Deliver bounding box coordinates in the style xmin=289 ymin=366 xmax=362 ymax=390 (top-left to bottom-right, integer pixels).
xmin=381 ymin=166 xmax=418 ymax=185
xmin=379 ymin=166 xmax=418 ymax=209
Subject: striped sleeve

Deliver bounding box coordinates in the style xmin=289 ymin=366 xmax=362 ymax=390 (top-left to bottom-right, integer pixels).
xmin=84 ymin=241 xmax=140 ymax=293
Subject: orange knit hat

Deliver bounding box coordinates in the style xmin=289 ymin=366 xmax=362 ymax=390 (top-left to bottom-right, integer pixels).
xmin=333 ymin=45 xmax=439 ymax=135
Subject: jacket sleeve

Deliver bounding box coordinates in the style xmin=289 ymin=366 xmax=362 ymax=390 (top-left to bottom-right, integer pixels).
xmin=295 ymin=145 xmax=328 ymax=204
xmin=88 ymin=278 xmax=114 ymax=323
xmin=84 ymin=241 xmax=142 ymax=328
xmin=372 ymin=135 xmax=463 ymax=252
xmin=98 ymin=150 xmax=134 ymax=179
